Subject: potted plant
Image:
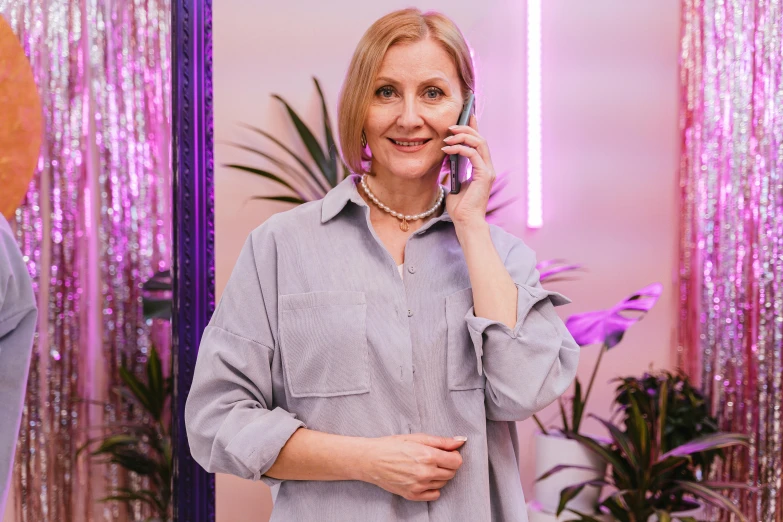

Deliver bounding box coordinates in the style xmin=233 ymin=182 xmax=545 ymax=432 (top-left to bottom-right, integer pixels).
xmin=533 ymin=283 xmax=664 ymax=515
xmin=539 ymin=371 xmax=752 ymax=521
xmin=79 ymin=273 xmax=174 ymax=521
xmin=78 ymin=345 xmax=172 ymax=522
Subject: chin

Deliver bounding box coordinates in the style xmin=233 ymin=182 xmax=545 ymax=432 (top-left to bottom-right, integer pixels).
xmin=382 ymin=158 xmax=443 ymax=179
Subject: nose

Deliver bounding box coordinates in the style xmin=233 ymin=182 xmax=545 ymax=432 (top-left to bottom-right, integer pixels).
xmin=395 ymin=96 xmax=424 ymax=129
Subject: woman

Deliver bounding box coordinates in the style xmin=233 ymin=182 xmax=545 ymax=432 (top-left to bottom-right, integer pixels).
xmin=185 ymin=8 xmax=579 ymax=521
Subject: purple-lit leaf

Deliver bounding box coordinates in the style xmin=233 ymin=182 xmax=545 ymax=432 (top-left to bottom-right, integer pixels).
xmin=674 ymin=481 xmax=747 ymax=522
xmin=537 ymin=259 xmax=583 ymax=283
xmin=660 ymin=433 xmax=749 ymax=460
xmin=535 ymin=463 xmax=601 ymax=482
xmin=565 ymin=283 xmax=663 ymax=348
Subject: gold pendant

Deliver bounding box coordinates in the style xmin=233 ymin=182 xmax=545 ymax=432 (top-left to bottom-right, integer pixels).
xmin=400 ymin=217 xmax=409 ymax=231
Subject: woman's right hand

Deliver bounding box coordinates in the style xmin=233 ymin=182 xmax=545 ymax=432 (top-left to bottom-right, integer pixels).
xmin=359 ymin=433 xmax=466 ymax=501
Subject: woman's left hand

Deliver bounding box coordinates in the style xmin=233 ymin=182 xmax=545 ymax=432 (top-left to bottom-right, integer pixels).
xmin=441 ymin=113 xmax=496 ymax=228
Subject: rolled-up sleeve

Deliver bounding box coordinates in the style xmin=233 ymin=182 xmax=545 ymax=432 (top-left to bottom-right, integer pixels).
xmin=0 ymin=217 xmax=37 ymax=515
xmin=463 ymin=240 xmax=579 ymax=422
xmin=185 ymin=226 xmax=305 ymax=486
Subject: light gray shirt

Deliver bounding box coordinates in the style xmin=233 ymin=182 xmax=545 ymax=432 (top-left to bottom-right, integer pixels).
xmin=0 ymin=215 xmax=37 ymax=515
xmin=185 ymin=174 xmax=579 ymax=522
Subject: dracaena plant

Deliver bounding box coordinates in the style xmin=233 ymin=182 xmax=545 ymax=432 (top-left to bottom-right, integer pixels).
xmin=538 ymin=373 xmax=752 ymax=522
xmin=614 ymin=371 xmax=720 ymax=474
xmin=533 ymin=282 xmax=664 ymax=436
xmin=223 ymin=76 xmax=513 ymax=218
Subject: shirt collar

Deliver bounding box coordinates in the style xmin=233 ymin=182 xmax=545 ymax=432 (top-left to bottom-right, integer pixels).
xmin=321 ymin=173 xmax=453 ymax=226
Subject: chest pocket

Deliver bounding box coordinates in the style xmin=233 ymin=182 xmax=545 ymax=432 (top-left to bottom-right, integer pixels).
xmin=279 ymin=291 xmax=370 ymax=398
xmin=445 ymin=287 xmax=486 ymax=391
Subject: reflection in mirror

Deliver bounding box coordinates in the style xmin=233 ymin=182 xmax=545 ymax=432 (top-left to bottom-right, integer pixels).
xmin=0 ymin=1 xmax=174 ymax=521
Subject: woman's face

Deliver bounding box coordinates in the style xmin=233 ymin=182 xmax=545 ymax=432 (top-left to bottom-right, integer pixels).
xmin=364 ymin=38 xmax=465 ymax=180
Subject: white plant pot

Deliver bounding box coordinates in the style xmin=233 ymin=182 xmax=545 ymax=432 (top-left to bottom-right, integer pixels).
xmin=534 ymin=431 xmax=607 ymax=515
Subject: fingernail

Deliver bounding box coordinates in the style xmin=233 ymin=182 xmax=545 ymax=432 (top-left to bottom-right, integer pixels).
xmin=441 ymin=146 xmax=449 ymax=150
xmin=453 ymin=436 xmax=468 ymax=442
xmin=448 ymin=125 xmax=458 ymax=129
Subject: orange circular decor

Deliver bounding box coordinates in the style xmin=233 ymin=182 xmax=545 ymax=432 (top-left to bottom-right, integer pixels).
xmin=0 ymin=15 xmax=43 ymax=219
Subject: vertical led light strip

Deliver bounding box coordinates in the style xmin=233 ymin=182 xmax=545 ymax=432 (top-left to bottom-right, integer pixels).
xmin=527 ymin=0 xmax=543 ymax=228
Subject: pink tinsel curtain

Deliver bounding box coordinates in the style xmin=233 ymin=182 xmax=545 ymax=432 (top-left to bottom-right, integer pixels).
xmin=678 ymin=0 xmax=783 ymax=521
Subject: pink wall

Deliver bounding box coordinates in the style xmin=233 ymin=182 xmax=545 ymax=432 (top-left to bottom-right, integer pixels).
xmin=213 ymin=1 xmax=681 ymax=520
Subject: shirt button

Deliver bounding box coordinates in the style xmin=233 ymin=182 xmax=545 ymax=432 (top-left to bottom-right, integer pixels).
xmin=407 ymin=309 xmax=413 ymax=317
xmin=407 ymin=265 xmax=416 ymax=274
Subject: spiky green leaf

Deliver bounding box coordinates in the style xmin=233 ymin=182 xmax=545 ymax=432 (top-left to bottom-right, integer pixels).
xmin=313 ymin=77 xmax=339 ymax=183
xmin=674 ymin=481 xmax=746 ymax=522
xmin=223 ymin=164 xmax=309 ymax=200
xmin=249 ymin=195 xmax=307 ymax=205
xmin=272 ymin=94 xmax=335 ymax=186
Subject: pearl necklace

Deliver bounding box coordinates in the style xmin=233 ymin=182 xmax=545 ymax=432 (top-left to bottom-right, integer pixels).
xmin=360 ymin=174 xmax=445 ymax=231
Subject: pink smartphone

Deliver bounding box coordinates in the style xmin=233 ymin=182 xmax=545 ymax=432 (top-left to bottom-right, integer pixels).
xmin=449 ymin=93 xmax=475 ymax=194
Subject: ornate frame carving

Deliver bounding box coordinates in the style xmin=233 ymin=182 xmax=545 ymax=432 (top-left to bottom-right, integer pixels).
xmin=172 ymin=1 xmax=215 ymax=520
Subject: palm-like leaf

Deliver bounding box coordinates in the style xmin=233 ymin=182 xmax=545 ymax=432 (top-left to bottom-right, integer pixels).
xmin=237 ymin=122 xmax=331 ymax=194
xmin=146 ymin=346 xmax=164 ymax=422
xmin=225 ymin=141 xmax=326 ymax=198
xmin=82 ymin=343 xmax=173 ymax=520
xmin=119 ymin=367 xmax=158 ymax=420
xmin=537 ymin=259 xmax=583 ymax=284
xmin=226 ymin=76 xmax=345 ymax=207
xmin=250 ymin=195 xmax=307 ymax=205
xmin=223 ymin=163 xmax=309 ymax=201
xmin=313 ymin=77 xmax=339 ymax=184
xmin=271 ymin=93 xmax=335 ymax=186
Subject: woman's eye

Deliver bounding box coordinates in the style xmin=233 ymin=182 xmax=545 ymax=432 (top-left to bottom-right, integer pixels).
xmin=425 ymin=88 xmax=444 ymax=99
xmin=377 ymin=86 xmax=395 ymax=98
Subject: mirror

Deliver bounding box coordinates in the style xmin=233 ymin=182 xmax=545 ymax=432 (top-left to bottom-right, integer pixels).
xmin=1 ymin=1 xmax=685 ymax=521
xmin=174 ymin=1 xmax=682 ymax=521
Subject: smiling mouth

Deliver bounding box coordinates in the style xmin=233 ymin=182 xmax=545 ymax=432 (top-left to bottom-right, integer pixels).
xmin=388 ymin=138 xmax=431 ymax=147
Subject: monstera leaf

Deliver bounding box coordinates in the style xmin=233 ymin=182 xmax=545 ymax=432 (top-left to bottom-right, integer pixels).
xmin=565 ymin=282 xmax=663 ymax=349
xmin=534 ymin=283 xmax=664 ymax=435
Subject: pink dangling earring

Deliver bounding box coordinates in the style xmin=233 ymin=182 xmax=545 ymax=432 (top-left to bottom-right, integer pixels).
xmin=361 ymin=131 xmax=367 ymax=148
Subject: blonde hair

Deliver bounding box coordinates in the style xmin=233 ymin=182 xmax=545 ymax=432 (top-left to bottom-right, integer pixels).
xmin=337 ymin=8 xmax=475 ymax=175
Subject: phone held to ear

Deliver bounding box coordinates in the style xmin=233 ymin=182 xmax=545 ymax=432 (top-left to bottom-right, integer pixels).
xmin=449 ymin=93 xmax=475 ymax=194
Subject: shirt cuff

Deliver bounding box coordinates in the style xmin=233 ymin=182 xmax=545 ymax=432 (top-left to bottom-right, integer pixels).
xmin=224 ymin=406 xmax=306 ymax=485
xmin=464 ymin=285 xmax=571 ymax=374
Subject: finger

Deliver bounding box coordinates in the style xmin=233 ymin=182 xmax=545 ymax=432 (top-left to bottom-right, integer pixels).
xmin=448 ymin=123 xmax=480 ymax=137
xmin=411 ymin=489 xmax=441 ymax=502
xmin=426 ymin=480 xmax=449 ymax=490
xmin=429 ymin=466 xmax=457 ymax=481
xmin=443 ymin=133 xmax=485 ymax=152
xmin=440 ymin=144 xmax=487 ymax=172
xmin=434 ymin=449 xmax=464 ymax=471
xmin=409 ymin=434 xmax=466 ymax=451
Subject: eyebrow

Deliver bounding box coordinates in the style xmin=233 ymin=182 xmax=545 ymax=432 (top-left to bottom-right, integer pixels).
xmin=374 ymin=76 xmax=450 ymax=86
